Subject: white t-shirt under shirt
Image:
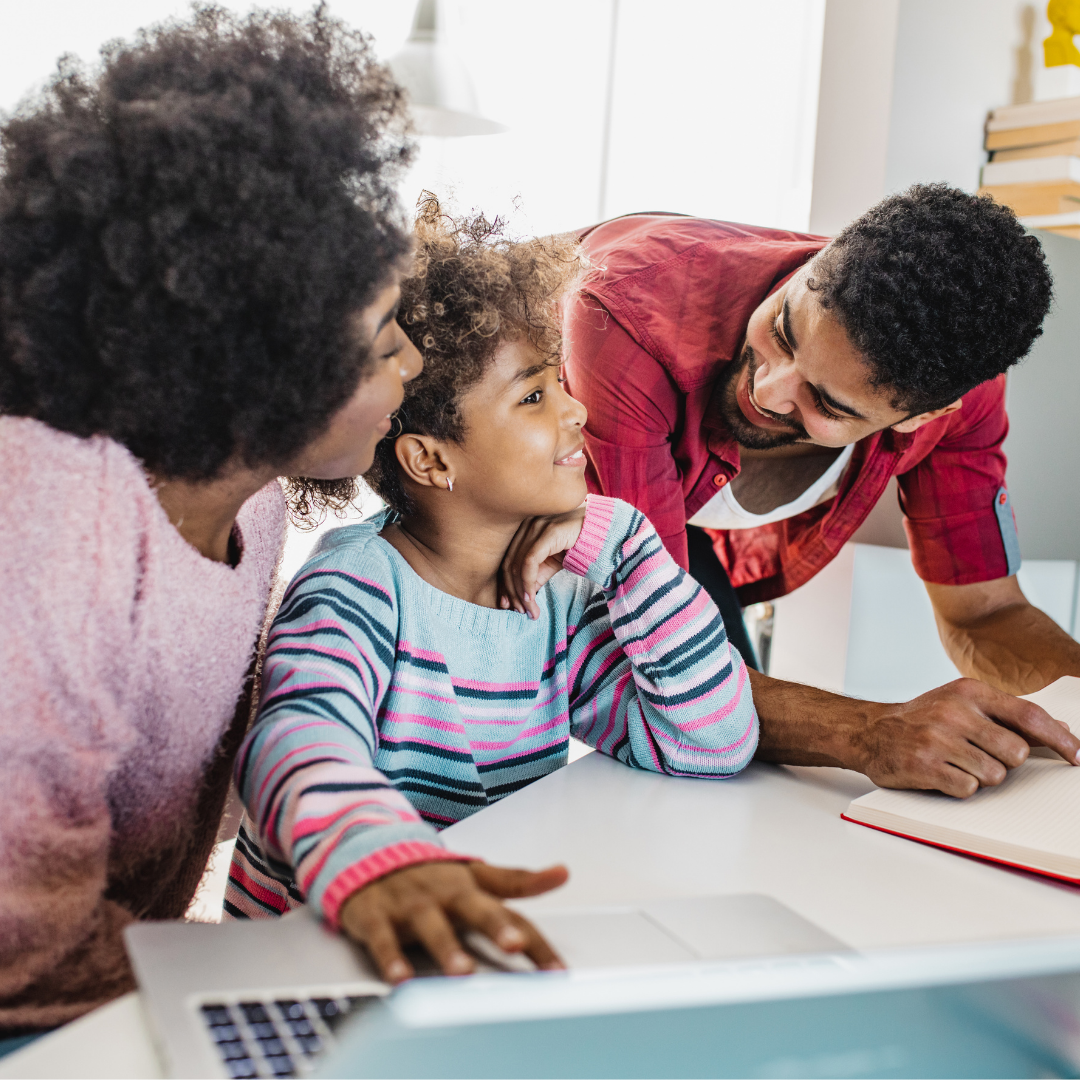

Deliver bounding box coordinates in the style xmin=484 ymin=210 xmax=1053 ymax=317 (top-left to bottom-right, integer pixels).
xmin=687 ymin=443 xmax=854 ymax=531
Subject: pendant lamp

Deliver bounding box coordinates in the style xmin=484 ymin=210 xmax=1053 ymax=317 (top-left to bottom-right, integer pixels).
xmin=388 ymin=0 xmax=506 ymax=137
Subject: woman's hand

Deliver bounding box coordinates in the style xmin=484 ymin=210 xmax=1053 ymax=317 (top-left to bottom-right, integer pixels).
xmin=338 ymin=859 xmax=568 ymax=983
xmin=498 ymin=506 xmax=587 ymax=619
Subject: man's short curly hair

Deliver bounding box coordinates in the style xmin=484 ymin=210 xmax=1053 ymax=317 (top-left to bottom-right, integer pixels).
xmin=808 ymin=183 xmax=1052 ymax=415
xmin=0 ymin=3 xmax=412 ymax=483
xmin=364 ymin=195 xmax=585 ymax=516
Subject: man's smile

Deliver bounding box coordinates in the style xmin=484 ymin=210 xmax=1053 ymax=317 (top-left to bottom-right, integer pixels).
xmin=736 ymin=361 xmax=800 ymax=432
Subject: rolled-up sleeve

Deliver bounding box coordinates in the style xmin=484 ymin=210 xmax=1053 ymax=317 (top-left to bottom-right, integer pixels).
xmin=899 ymin=375 xmax=1013 ymax=585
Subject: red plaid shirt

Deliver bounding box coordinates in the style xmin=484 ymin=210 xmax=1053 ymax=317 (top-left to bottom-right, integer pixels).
xmin=564 ymin=214 xmax=1015 ymax=605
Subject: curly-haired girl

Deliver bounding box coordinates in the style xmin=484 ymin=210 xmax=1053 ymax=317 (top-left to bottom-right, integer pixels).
xmin=226 ymin=200 xmax=759 ymax=982
xmin=0 ymin=5 xmax=421 ymax=1036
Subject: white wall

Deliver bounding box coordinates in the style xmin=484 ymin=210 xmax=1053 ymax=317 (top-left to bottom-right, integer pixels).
xmin=1 ymin=1 xmax=829 ymax=238
xmin=0 ymin=1 xmax=413 ymax=111
xmin=808 ymin=0 xmax=1046 ymax=234
xmin=885 ymin=0 xmax=1044 ymax=197
xmin=601 ymin=0 xmax=825 ymax=232
xmin=808 ymin=0 xmax=900 ymax=237
xmin=406 ymin=0 xmax=828 ymax=235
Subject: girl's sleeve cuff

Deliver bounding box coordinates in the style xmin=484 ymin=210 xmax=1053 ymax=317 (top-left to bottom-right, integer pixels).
xmin=321 ymin=841 xmax=474 ymax=930
xmin=562 ymin=495 xmax=619 ymax=578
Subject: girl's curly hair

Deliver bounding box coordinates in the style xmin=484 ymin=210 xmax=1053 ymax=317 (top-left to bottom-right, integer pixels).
xmin=0 ymin=3 xmax=412 ymax=504
xmin=363 ymin=194 xmax=586 ymax=517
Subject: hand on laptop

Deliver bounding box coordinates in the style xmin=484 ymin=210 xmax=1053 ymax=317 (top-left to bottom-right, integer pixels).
xmin=338 ymin=859 xmax=569 ymax=983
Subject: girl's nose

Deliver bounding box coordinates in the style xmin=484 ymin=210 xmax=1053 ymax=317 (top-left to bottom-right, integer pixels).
xmin=566 ymin=391 xmax=588 ymax=429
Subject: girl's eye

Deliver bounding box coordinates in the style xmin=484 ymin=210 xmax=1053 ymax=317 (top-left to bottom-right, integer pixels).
xmin=520 ymin=389 xmax=543 ymax=405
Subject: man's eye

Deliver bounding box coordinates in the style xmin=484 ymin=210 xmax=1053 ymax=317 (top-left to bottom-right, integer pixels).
xmin=769 ymin=321 xmax=791 ymax=354
xmin=520 ymin=389 xmax=543 ymax=405
xmin=812 ymin=392 xmax=842 ymax=420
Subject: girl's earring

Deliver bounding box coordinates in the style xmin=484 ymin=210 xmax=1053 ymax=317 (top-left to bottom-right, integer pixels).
xmin=446 ymin=478 xmax=454 ymax=493
xmin=385 ymin=412 xmax=404 ymax=440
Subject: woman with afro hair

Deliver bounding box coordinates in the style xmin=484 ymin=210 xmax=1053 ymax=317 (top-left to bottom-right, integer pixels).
xmin=0 ymin=4 xmax=422 ymax=1037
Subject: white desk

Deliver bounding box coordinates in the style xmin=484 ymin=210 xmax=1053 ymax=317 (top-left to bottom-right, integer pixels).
xmin=446 ymin=753 xmax=1080 ymax=950
xmin=7 ymin=754 xmax=1080 ymax=1077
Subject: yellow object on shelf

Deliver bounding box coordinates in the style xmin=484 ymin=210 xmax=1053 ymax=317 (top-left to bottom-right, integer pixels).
xmin=1046 ymin=0 xmax=1080 ymax=68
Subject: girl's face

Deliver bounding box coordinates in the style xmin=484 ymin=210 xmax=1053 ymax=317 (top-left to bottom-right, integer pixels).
xmin=451 ymin=339 xmax=589 ymax=520
xmin=290 ymin=280 xmax=423 ymax=479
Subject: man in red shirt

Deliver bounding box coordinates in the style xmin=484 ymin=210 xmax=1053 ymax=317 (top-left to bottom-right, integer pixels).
xmin=565 ymin=185 xmax=1080 ymax=798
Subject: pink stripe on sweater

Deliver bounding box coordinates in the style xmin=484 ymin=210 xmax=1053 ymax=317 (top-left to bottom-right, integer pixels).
xmin=452 ymin=676 xmax=541 ymax=693
xmin=397 ymin=641 xmax=449 ymax=664
xmin=562 ymin=495 xmax=618 ymax=577
xmin=380 ymin=710 xmax=466 ymax=736
xmin=229 ymin=863 xmax=293 ymax=914
xmin=290 ymin=569 xmax=393 ymax=601
xmin=255 ymin=740 xmax=349 ymax=809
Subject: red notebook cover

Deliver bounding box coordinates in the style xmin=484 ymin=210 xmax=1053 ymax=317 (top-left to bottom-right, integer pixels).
xmin=840 ymin=813 xmax=1080 ymax=887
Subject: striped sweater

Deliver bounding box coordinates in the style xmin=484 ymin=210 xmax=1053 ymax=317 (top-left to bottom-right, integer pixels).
xmin=226 ymin=495 xmax=758 ymax=926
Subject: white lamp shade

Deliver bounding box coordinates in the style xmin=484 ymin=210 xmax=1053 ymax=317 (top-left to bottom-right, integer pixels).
xmin=388 ymin=0 xmax=506 ymax=138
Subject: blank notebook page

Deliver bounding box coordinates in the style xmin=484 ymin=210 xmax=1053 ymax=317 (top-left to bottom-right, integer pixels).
xmin=844 ymin=676 xmax=1080 ymax=871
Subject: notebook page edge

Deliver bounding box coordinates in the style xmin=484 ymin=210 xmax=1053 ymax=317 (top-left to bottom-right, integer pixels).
xmin=843 ymin=804 xmax=1080 ymax=880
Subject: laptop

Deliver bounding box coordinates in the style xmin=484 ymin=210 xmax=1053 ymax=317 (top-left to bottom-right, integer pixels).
xmin=314 ymin=935 xmax=1080 ymax=1078
xmin=124 ymin=893 xmax=849 ymax=1079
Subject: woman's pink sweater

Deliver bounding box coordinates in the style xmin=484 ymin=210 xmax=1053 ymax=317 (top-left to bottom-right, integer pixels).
xmin=0 ymin=417 xmax=287 ymax=1031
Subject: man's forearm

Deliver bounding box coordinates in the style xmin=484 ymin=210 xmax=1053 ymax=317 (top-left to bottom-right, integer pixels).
xmin=748 ymin=669 xmax=868 ymax=768
xmin=747 ymin=666 xmax=1080 ymax=797
xmin=935 ymin=601 xmax=1080 ymax=695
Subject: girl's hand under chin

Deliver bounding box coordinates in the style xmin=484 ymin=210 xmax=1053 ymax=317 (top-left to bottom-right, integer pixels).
xmin=498 ymin=505 xmax=587 ymax=619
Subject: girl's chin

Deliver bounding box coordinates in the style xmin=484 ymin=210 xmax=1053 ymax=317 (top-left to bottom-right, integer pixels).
xmin=524 ymin=478 xmax=587 ymax=518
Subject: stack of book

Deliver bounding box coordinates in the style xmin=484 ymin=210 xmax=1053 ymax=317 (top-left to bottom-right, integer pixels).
xmin=981 ymin=96 xmax=1080 ymax=238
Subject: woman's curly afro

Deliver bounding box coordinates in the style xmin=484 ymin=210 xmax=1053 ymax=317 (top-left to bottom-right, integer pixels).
xmin=0 ymin=3 xmax=412 ymax=480
xmin=809 ymin=183 xmax=1053 ymax=414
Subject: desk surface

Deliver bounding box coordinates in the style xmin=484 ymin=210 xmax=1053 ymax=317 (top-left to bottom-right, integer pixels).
xmin=446 ymin=754 xmax=1080 ymax=949
xmin=7 ymin=754 xmax=1080 ymax=1077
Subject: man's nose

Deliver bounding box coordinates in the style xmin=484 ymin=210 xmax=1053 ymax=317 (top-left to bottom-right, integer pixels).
xmin=753 ymin=355 xmax=798 ymax=416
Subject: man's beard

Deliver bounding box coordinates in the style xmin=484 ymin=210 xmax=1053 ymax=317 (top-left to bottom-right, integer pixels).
xmin=713 ymin=342 xmax=808 ymax=450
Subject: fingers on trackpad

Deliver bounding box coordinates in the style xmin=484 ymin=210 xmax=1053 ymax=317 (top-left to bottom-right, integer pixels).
xmin=526 ymin=895 xmax=850 ymax=969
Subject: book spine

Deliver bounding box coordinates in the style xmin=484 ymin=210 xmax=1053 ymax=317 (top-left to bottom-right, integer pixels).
xmin=981 ymin=156 xmax=1080 ymax=186
xmin=988 ymin=95 xmax=1080 ymax=131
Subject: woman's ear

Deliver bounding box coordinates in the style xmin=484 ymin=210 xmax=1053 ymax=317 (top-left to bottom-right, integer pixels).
xmin=891 ymin=399 xmax=962 ymax=434
xmin=394 ymin=434 xmax=455 ymax=491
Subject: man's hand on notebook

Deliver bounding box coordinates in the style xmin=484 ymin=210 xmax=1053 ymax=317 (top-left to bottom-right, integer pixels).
xmin=751 ymin=672 xmax=1080 ymax=798
xmin=338 ymin=859 xmax=569 ymax=983
xmin=852 ymin=679 xmax=1080 ymax=797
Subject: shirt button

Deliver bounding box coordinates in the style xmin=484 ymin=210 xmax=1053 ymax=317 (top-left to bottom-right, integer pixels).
xmin=713 ymin=474 xmax=728 ymax=488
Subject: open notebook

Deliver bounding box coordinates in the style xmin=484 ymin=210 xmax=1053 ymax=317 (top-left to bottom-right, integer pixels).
xmin=842 ymin=676 xmax=1080 ymax=883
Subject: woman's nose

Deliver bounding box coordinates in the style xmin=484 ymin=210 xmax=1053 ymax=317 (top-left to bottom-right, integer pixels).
xmin=399 ymin=332 xmax=423 ymax=383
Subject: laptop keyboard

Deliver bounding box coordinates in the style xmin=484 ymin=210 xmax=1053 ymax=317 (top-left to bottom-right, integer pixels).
xmin=200 ymin=995 xmax=379 ymax=1078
